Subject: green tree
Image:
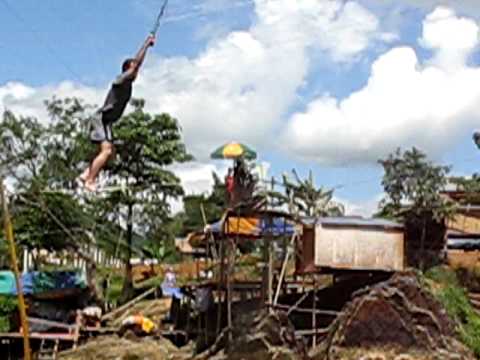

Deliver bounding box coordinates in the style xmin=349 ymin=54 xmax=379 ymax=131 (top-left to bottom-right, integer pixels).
xmin=378 ymin=147 xmax=456 ymax=269
xmin=450 ymin=173 xmax=480 ymax=204
xmin=0 ymin=100 xmax=98 ymax=257
xmin=179 ymin=172 xmax=227 ymax=236
xmin=101 ymin=99 xmax=191 ymax=302
xmin=0 ymin=99 xmax=112 ymax=302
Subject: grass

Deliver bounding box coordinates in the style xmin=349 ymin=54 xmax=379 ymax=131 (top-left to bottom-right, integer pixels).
xmin=104 ymin=273 xmax=124 ymax=304
xmin=424 ymin=266 xmax=480 ymax=357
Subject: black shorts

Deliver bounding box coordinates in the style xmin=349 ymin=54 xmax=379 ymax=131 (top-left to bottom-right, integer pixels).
xmin=89 ymin=113 xmax=113 ymax=143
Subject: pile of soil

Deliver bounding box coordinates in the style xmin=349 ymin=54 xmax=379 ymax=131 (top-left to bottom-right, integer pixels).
xmin=198 ymin=309 xmax=307 ymax=360
xmin=59 ymin=335 xmax=192 ymax=360
xmin=315 ymin=271 xmax=474 ymax=360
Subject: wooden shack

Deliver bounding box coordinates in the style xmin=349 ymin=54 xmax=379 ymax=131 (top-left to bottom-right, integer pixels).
xmin=297 ymin=217 xmax=404 ymax=273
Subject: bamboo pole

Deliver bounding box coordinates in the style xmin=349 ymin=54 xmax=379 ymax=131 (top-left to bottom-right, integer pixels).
xmin=0 ymin=178 xmax=31 ymax=360
xmin=273 ymin=233 xmax=296 ymax=306
xmin=101 ymin=287 xmax=156 ymax=321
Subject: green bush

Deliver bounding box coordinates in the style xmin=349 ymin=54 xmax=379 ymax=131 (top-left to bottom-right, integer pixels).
xmin=426 ymin=267 xmax=480 ymax=357
xmin=0 ymin=296 xmax=18 ymax=332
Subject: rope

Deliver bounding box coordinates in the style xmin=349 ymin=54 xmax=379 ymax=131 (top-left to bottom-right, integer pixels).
xmin=151 ymin=0 xmax=169 ymax=37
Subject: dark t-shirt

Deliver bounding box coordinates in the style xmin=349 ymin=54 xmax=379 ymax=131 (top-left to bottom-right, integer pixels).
xmin=100 ymin=72 xmax=133 ymax=124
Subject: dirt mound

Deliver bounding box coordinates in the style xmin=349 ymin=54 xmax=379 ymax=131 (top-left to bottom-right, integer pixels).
xmin=59 ymin=335 xmax=192 ymax=360
xmin=323 ymin=346 xmax=467 ymax=360
xmin=317 ymin=271 xmax=474 ymax=360
xmin=198 ymin=309 xmax=307 ymax=360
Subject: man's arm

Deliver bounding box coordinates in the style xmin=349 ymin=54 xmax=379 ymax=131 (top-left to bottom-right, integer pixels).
xmin=133 ymin=34 xmax=155 ymax=72
xmin=114 ymin=35 xmax=155 ymax=85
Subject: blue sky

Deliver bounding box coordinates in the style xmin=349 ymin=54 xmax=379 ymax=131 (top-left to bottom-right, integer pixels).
xmin=2 ymin=0 xmax=480 ymax=215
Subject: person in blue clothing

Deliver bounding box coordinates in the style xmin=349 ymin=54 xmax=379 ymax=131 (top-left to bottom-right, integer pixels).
xmin=78 ymin=34 xmax=155 ymax=192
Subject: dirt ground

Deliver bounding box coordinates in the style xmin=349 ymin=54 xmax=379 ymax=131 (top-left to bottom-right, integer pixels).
xmin=59 ymin=335 xmax=193 ymax=360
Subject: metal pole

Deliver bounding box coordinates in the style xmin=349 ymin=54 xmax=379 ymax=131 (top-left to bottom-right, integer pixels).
xmin=0 ymin=179 xmax=31 ymax=360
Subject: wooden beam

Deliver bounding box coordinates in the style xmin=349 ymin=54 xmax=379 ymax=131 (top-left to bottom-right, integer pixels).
xmin=266 ymin=303 xmax=339 ymax=316
xmin=28 ymin=317 xmax=75 ymax=331
xmin=294 ymin=328 xmax=330 ymax=337
xmin=101 ymin=287 xmax=156 ymax=321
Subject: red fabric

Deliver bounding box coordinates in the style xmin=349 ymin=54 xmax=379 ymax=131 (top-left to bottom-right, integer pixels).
xmin=226 ymin=175 xmax=234 ymax=193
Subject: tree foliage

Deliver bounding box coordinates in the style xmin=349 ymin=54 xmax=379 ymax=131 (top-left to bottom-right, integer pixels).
xmin=100 ymin=99 xmax=191 ymax=301
xmin=179 ymin=172 xmax=227 ymax=236
xmin=378 ymin=147 xmax=455 ymax=221
xmin=450 ymin=173 xmax=480 ymax=204
xmin=378 ymin=147 xmax=456 ymax=270
xmin=0 ymin=99 xmax=98 ymax=257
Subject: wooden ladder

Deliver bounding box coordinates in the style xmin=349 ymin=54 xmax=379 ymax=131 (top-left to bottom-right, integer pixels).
xmin=37 ymin=339 xmax=59 ymax=360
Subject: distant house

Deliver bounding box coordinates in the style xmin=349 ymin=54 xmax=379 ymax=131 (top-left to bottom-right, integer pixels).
xmin=441 ymin=189 xmax=480 ymax=267
xmin=175 ymin=237 xmax=206 ymax=259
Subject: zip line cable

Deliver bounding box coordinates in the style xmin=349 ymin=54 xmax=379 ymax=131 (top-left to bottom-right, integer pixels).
xmin=161 ymin=0 xmax=253 ymax=25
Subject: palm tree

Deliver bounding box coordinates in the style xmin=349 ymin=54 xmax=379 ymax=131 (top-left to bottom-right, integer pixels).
xmin=269 ymin=170 xmax=344 ymax=218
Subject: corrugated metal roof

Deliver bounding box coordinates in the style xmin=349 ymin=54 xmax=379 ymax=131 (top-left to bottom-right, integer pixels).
xmin=302 ymin=216 xmax=403 ymax=229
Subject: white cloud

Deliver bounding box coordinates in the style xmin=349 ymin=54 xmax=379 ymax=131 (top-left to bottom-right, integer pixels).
xmin=0 ymin=81 xmax=103 ymax=122
xmin=387 ymin=0 xmax=480 ymax=17
xmin=170 ymin=162 xmax=229 ymax=195
xmin=338 ymin=194 xmax=382 ymax=218
xmin=359 ymin=0 xmax=480 ymax=22
xmin=137 ymin=0 xmax=383 ymax=158
xmin=283 ymin=6 xmax=480 ymax=165
xmin=1 ymin=0 xmax=382 ymax=160
xmin=168 ymin=162 xmax=229 ymax=213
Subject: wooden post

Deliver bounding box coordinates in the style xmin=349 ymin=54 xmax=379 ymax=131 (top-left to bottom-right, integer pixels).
xmin=268 ymin=238 xmax=273 ymax=306
xmin=216 ymin=238 xmax=224 ymax=336
xmin=73 ymin=310 xmax=82 ymax=350
xmin=267 ymin=215 xmax=274 ymax=309
xmin=274 ymin=234 xmax=296 ymax=306
xmin=261 ymin=236 xmax=268 ymax=302
xmin=227 ymin=238 xmax=233 ymax=347
xmin=0 ymin=179 xmax=31 ymax=360
xmin=312 ymin=276 xmax=317 ymax=349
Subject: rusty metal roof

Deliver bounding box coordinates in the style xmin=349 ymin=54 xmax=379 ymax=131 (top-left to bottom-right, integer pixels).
xmin=302 ymin=217 xmax=403 ymax=229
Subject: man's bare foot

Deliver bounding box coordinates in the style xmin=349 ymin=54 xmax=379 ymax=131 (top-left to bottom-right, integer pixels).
xmin=76 ymin=177 xmax=86 ymax=189
xmin=79 ymin=168 xmax=90 ymax=182
xmin=84 ymin=180 xmax=97 ymax=192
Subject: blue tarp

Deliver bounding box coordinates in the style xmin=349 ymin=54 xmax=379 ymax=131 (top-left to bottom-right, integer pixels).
xmin=161 ymin=285 xmax=183 ymax=300
xmin=208 ymin=215 xmax=403 ymax=237
xmin=0 ymin=271 xmax=15 ymax=295
xmin=209 ymin=216 xmax=295 ymax=237
xmin=3 ymin=271 xmax=87 ymax=296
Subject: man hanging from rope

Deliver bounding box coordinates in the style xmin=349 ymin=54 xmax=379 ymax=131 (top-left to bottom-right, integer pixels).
xmin=78 ymin=34 xmax=155 ymax=192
